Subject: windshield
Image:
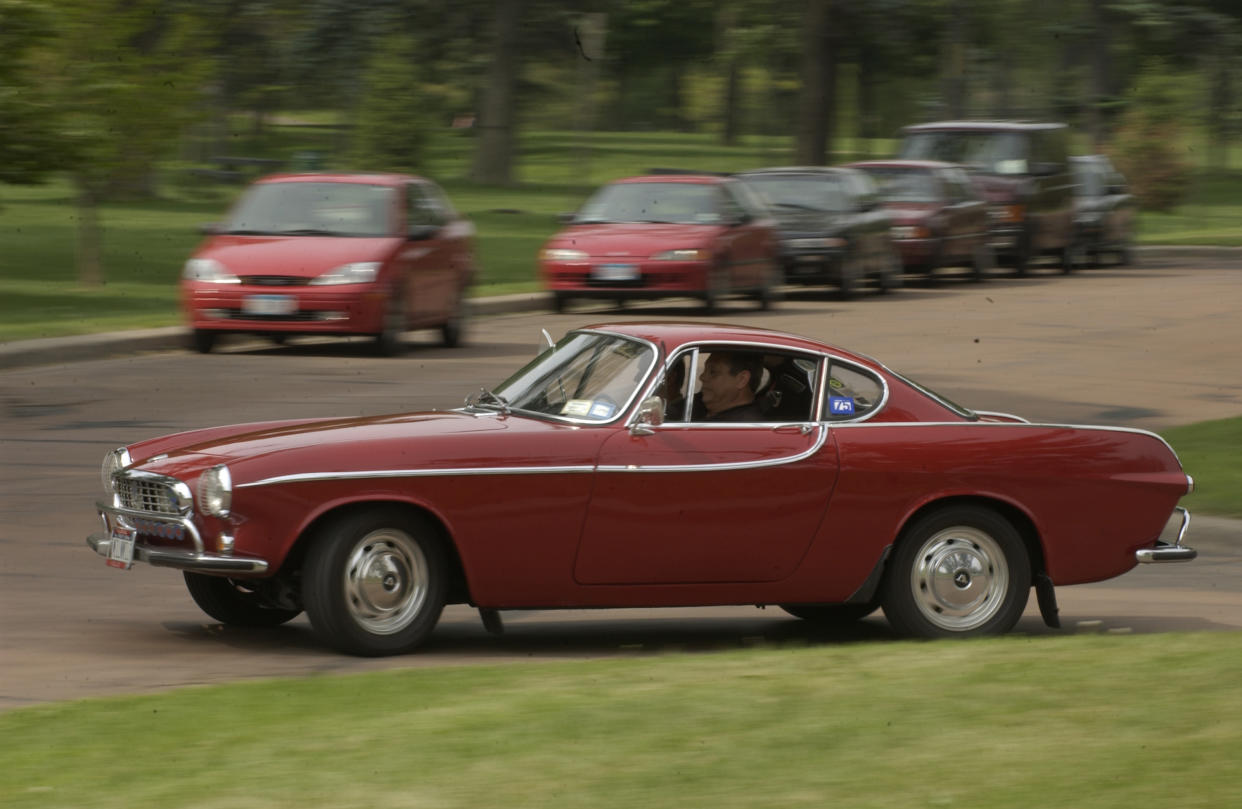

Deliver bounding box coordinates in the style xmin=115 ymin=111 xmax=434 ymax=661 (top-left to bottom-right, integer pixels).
xmin=899 ymin=131 xmax=1029 ymax=175
xmin=861 ymin=168 xmax=940 ymax=202
xmin=225 ymin=182 xmax=396 ymax=237
xmin=575 ymin=182 xmax=721 ymax=225
xmin=491 ymin=331 xmax=657 ymax=422
xmin=740 ymin=175 xmax=847 ymax=212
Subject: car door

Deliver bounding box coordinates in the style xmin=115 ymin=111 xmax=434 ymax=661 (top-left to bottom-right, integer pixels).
xmin=714 ymin=184 xmax=766 ymax=288
xmin=574 ymin=348 xmax=840 ymax=585
xmin=398 ymin=181 xmax=455 ymax=325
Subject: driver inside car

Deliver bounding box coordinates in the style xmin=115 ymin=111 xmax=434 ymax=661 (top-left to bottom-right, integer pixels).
xmin=699 ymin=351 xmax=765 ymax=422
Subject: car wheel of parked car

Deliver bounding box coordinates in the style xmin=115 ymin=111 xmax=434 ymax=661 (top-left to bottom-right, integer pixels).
xmin=1012 ymin=232 xmax=1032 ymax=277
xmin=373 ymin=289 xmax=407 ymax=357
xmin=876 ymin=247 xmax=903 ymax=295
xmin=440 ymin=289 xmax=468 ymax=348
xmin=781 ymin=603 xmax=878 ymax=624
xmin=754 ymin=261 xmax=779 ymax=311
xmin=183 ymin=572 xmax=302 ymax=627
xmin=550 ymin=291 xmax=568 ymax=314
xmin=191 ymin=329 xmax=217 ymax=354
xmin=970 ymin=243 xmax=994 ymax=282
xmin=882 ymin=506 xmax=1031 ymax=638
xmin=1060 ymin=240 xmax=1083 ymax=274
xmin=703 ymin=263 xmax=729 ymax=315
xmin=838 ymin=253 xmax=862 ymax=300
xmin=303 ymin=508 xmax=448 ymax=656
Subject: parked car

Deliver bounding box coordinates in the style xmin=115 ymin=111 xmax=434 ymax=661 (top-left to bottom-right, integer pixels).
xmin=88 ymin=322 xmax=1196 ymax=655
xmin=734 ymin=166 xmax=901 ymax=298
xmin=898 ymin=121 xmax=1077 ymax=274
xmin=182 ymin=173 xmax=476 ymax=355
xmin=1070 ymin=154 xmax=1137 ymax=267
xmin=846 ymin=159 xmax=993 ymax=281
xmin=539 ymin=174 xmax=780 ymax=313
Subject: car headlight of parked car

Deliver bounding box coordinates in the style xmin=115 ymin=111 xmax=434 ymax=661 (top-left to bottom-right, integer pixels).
xmin=183 ymin=258 xmax=240 ymax=284
xmin=541 ymin=248 xmax=589 ymax=262
xmin=100 ymin=447 xmax=131 ymax=495
xmin=198 ymin=464 xmax=233 ymax=518
xmin=309 ymin=262 xmax=381 ymax=286
xmin=652 ymin=248 xmax=711 ymax=261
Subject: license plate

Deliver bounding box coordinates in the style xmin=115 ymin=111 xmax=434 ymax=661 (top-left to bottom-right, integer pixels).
xmin=106 ymin=528 xmax=136 ymax=570
xmin=591 ymin=263 xmax=639 ymax=282
xmin=243 ymin=294 xmax=297 ymax=316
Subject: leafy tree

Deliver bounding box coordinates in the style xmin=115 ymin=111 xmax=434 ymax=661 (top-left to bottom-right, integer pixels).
xmin=0 ymin=0 xmax=60 ymax=184
xmin=350 ymin=33 xmax=428 ymax=173
xmin=1110 ymin=63 xmax=1193 ymax=210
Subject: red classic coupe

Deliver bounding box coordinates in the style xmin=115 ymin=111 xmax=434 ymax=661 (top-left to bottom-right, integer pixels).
xmin=182 ymin=173 xmax=476 ymax=355
xmin=88 ymin=323 xmax=1196 ymax=655
xmin=540 ymin=174 xmax=780 ymax=313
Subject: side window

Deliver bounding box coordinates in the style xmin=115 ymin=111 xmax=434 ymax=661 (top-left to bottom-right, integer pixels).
xmin=666 ymin=348 xmax=820 ymax=424
xmin=660 ymin=352 xmax=695 ymax=423
xmin=825 ymin=360 xmax=884 ymax=421
xmin=407 ymin=184 xmax=444 ymax=228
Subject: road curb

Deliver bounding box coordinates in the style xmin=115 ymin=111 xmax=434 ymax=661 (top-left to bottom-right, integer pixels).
xmin=1 ymin=246 xmax=1237 ymax=372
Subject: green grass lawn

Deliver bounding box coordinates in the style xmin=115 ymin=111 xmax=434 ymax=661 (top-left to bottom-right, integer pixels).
xmin=1162 ymin=416 xmax=1242 ymax=518
xmin=3 ymin=632 xmax=1240 ymax=808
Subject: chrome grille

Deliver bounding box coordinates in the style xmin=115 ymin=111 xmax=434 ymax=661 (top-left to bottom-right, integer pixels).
xmin=116 ymin=476 xmax=178 ymax=515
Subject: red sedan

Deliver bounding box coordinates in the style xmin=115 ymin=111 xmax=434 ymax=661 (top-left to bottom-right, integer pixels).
xmin=88 ymin=322 xmax=1195 ymax=655
xmin=182 ymin=173 xmax=476 ymax=355
xmin=540 ymin=174 xmax=780 ymax=313
xmin=847 ymin=160 xmax=994 ymax=281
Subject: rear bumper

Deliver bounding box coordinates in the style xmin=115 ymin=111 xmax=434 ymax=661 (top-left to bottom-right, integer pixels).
xmin=1135 ymin=507 xmax=1196 ymax=563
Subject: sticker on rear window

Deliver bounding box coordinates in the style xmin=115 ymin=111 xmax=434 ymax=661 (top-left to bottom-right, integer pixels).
xmin=829 ymin=396 xmax=856 ymax=415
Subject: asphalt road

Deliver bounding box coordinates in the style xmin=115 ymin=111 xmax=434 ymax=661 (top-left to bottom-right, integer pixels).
xmin=2 ymin=254 xmax=1240 ymax=711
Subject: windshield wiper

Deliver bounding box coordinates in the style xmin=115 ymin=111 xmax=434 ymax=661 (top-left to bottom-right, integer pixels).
xmin=468 ymin=388 xmax=511 ymax=414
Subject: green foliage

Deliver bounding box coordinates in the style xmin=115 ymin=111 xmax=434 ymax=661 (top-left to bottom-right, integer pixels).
xmin=3 ymin=633 xmax=1242 ymax=808
xmin=348 ymin=33 xmax=430 ymax=173
xmin=1161 ymin=416 xmax=1242 ymax=518
xmin=0 ymin=0 xmax=61 ymax=183
xmin=1111 ymin=65 xmax=1194 ymax=211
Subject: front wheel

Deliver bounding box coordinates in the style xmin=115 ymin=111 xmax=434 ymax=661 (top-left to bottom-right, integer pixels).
xmin=881 ymin=506 xmax=1031 ymax=638
xmin=373 ymin=288 xmax=407 ymax=357
xmin=190 ymin=329 xmax=217 ymax=354
xmin=183 ymin=572 xmax=302 ymax=627
xmin=302 ymin=508 xmax=448 ymax=656
xmin=440 ymin=289 xmax=468 ymax=348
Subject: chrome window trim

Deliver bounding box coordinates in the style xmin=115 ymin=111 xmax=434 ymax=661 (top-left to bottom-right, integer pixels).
xmin=489 ymin=328 xmax=660 ymax=428
xmin=821 ymin=355 xmax=890 ymax=424
xmin=974 ymin=410 xmax=1030 ymax=423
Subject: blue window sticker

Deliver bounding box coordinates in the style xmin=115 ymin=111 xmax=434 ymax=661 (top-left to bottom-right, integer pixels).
xmin=589 ymin=400 xmax=617 ymax=419
xmin=829 ymin=396 xmax=856 ymax=415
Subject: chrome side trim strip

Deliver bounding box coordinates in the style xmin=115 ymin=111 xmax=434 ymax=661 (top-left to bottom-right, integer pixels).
xmin=598 ymin=425 xmax=827 ymax=473
xmin=974 ymin=410 xmax=1030 ymax=423
xmin=240 ymin=465 xmax=597 ymax=488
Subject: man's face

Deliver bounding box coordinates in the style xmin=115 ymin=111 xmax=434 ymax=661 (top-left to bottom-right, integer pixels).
xmin=699 ymin=355 xmax=748 ymax=414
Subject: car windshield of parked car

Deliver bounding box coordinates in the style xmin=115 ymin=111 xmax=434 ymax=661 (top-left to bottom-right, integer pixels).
xmin=490 ymin=332 xmax=656 ymax=422
xmin=862 ymin=168 xmax=940 ymax=202
xmin=900 ymin=132 xmax=1029 ymax=175
xmin=225 ymin=182 xmax=395 ymax=237
xmin=574 ymin=182 xmax=721 ymax=225
xmin=739 ymin=175 xmax=848 ymax=213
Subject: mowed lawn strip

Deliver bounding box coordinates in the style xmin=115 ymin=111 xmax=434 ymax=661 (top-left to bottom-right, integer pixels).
xmin=3 ymin=632 xmax=1241 ymax=809
xmin=1162 ymin=416 xmax=1242 ymax=518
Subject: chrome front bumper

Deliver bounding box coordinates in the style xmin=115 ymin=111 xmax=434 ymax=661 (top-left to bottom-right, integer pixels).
xmin=88 ymin=500 xmax=268 ymax=574
xmin=1135 ymin=507 xmax=1197 ymax=564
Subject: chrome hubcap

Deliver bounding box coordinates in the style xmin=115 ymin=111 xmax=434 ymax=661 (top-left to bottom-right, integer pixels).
xmin=911 ymin=526 xmax=1008 ymax=631
xmin=343 ymin=529 xmax=428 ymax=635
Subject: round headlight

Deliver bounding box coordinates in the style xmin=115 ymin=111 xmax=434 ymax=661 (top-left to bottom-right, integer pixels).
xmin=198 ymin=464 xmax=233 ymax=518
xmin=100 ymin=447 xmax=131 ymax=494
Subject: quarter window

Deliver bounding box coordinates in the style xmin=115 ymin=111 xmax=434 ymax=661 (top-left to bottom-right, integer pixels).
xmin=825 ymin=361 xmax=884 ymax=420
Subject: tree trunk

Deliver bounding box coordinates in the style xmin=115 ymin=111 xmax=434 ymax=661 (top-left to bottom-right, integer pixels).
xmin=74 ymin=175 xmax=104 ymax=287
xmin=471 ymin=0 xmax=523 ymax=185
xmin=1207 ymin=37 xmax=1232 ymax=169
xmin=796 ymin=0 xmax=831 ymax=165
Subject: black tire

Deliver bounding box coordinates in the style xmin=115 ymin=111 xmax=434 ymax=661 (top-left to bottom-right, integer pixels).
xmin=183 ymin=572 xmax=302 ymax=627
xmin=550 ymin=291 xmax=568 ymax=314
xmin=837 ymin=253 xmax=862 ymax=300
xmin=191 ymin=329 xmax=217 ymax=354
xmin=970 ymin=243 xmax=993 ymax=282
xmin=1012 ymin=231 xmax=1032 ymax=277
xmin=440 ymin=289 xmax=467 ymax=348
xmin=373 ymin=288 xmax=407 ymax=357
xmin=755 ymin=260 xmax=779 ymax=311
xmin=703 ymin=262 xmax=728 ymax=315
xmin=881 ymin=506 xmax=1031 ymax=639
xmin=1060 ymin=239 xmax=1081 ymax=274
xmin=302 ymin=508 xmax=448 ymax=656
xmin=781 ymin=603 xmax=878 ymax=624
xmin=875 ymin=246 xmax=902 ymax=295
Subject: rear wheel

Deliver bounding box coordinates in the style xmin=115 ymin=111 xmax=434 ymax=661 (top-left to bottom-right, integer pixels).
xmin=970 ymin=243 xmax=994 ymax=282
xmin=191 ymin=329 xmax=217 ymax=354
xmin=882 ymin=506 xmax=1031 ymax=638
xmin=550 ymin=291 xmax=568 ymax=314
xmin=373 ymin=288 xmax=407 ymax=357
xmin=303 ymin=508 xmax=448 ymax=656
xmin=1060 ymin=239 xmax=1082 ymax=274
xmin=755 ymin=260 xmax=779 ymax=310
xmin=183 ymin=572 xmax=301 ymax=627
xmin=875 ymin=246 xmax=902 ymax=295
xmin=703 ymin=263 xmax=728 ymax=315
xmin=837 ymin=253 xmax=862 ymax=300
xmin=440 ymin=289 xmax=467 ymax=348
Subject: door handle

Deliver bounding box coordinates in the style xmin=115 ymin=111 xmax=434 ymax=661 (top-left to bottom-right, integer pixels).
xmin=772 ymin=423 xmax=816 ymax=435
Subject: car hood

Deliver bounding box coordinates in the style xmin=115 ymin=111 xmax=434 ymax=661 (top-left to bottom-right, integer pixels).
xmin=548 ymin=223 xmax=721 ymax=258
xmin=125 ymin=411 xmax=601 ymax=486
xmin=194 ymin=235 xmax=402 ymax=278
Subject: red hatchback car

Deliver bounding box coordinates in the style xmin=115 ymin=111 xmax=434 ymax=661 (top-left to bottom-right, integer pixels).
xmin=87 ymin=322 xmax=1196 ymax=656
xmin=182 ymin=173 xmax=476 ymax=355
xmin=540 ymin=174 xmax=780 ymax=313
xmin=847 ymin=159 xmax=994 ymax=281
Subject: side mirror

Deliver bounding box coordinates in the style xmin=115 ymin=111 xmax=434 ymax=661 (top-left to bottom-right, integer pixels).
xmin=629 ymin=395 xmax=665 ymax=436
xmin=407 ymin=224 xmax=438 ymax=241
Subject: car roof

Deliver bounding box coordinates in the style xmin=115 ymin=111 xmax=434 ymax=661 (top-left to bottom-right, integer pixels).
xmin=614 ymin=174 xmax=728 ymax=185
xmin=735 ymin=166 xmax=858 ymax=177
xmin=580 ymin=321 xmax=879 ymax=366
xmin=902 ymin=120 xmax=1067 ymax=133
xmin=254 ymin=172 xmax=422 ymax=186
xmin=845 ymin=159 xmax=956 ymax=171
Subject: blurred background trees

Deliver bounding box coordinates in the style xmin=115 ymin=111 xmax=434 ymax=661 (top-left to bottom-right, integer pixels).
xmin=3 ymin=0 xmax=1240 ymax=207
